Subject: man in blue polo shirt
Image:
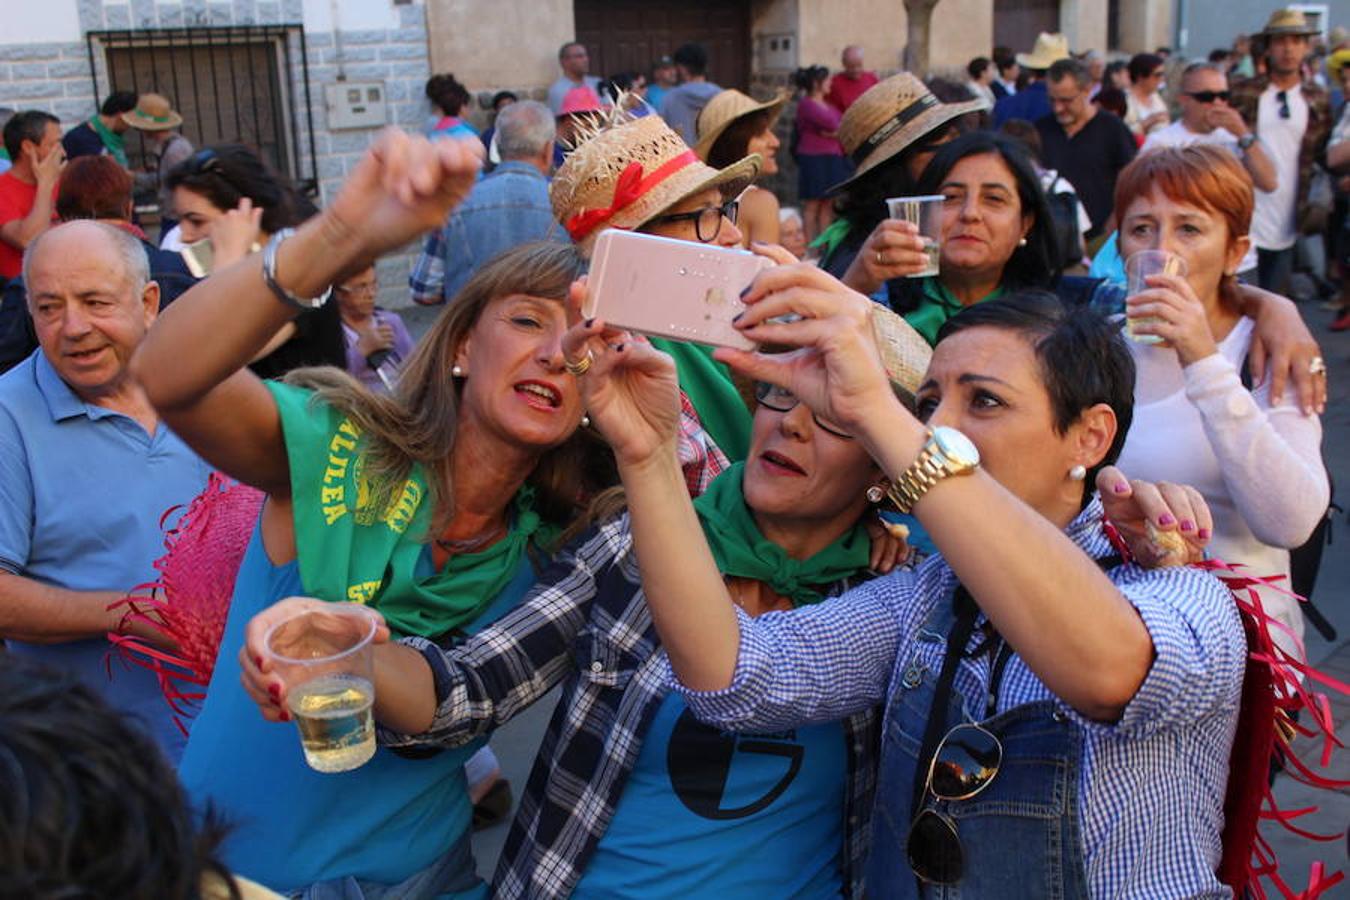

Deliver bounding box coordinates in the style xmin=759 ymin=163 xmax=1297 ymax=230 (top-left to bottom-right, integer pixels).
xmin=0 ymin=220 xmax=211 ymax=761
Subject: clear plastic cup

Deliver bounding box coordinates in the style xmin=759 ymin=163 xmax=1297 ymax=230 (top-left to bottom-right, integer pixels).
xmin=886 ymin=195 xmax=944 ymax=277
xmin=1124 ymin=250 xmax=1188 ymax=345
xmin=264 ymin=604 xmax=379 ymax=774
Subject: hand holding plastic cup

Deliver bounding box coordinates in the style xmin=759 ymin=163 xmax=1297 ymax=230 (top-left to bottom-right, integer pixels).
xmin=264 ymin=604 xmax=380 ymax=773
xmin=1124 ymin=250 xmax=1188 ymax=345
xmin=886 ymin=195 xmax=944 ymax=277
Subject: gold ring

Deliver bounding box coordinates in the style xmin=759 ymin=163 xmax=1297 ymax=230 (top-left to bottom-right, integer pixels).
xmin=564 ymin=349 xmax=594 ymax=377
xmin=876 ymin=250 xmax=884 ymax=265
xmin=1309 ymin=356 xmax=1327 ymax=376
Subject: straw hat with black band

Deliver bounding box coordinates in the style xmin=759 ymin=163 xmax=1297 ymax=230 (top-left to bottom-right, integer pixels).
xmin=829 ymin=72 xmax=986 ymax=194
xmin=551 ymin=105 xmax=761 ymax=254
xmin=694 ymin=89 xmax=788 ymax=162
xmin=122 ymin=93 xmax=183 ymax=131
xmin=1259 ymin=8 xmax=1320 ymax=39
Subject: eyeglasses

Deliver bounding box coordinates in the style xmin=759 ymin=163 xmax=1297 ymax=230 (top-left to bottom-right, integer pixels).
xmin=1277 ymin=90 xmax=1291 ymax=119
xmin=645 ymin=198 xmax=739 ymax=243
xmin=184 ymin=148 xmax=222 ymax=176
xmin=755 ymin=382 xmax=852 ymax=439
xmin=906 ymin=722 xmax=1004 ymax=884
xmin=336 ymin=282 xmax=378 ymax=297
xmin=1184 ymin=90 xmax=1230 ymax=103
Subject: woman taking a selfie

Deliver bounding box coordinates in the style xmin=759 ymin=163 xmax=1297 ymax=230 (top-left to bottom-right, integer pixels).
xmin=137 ymin=134 xmax=615 ymax=897
xmin=558 ymin=267 xmax=1245 ymax=896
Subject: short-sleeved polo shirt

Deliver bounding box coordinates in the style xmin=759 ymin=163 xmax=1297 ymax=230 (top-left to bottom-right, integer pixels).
xmin=0 ymin=351 xmax=212 ymax=759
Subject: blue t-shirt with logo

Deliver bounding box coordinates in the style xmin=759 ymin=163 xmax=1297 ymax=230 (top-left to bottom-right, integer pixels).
xmin=573 ymin=691 xmax=846 ymax=898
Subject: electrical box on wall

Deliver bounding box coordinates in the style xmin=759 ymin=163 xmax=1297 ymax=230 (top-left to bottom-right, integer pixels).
xmin=325 ymin=81 xmax=387 ymax=130
xmin=757 ymin=33 xmax=796 ymax=72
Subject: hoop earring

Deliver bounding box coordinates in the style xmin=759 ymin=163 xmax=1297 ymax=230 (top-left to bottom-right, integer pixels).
xmin=1068 ymin=464 xmax=1087 ymax=482
xmin=451 ymin=365 xmax=465 ymax=377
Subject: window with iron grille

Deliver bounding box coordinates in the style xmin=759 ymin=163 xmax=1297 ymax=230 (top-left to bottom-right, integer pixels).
xmin=86 ymin=26 xmax=318 ymax=197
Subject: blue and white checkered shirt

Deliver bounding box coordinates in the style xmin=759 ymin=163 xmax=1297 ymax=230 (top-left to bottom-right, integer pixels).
xmin=676 ymin=499 xmax=1246 ymax=898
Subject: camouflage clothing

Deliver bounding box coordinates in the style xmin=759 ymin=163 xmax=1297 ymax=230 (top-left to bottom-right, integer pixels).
xmin=1230 ymin=75 xmax=1331 ymax=234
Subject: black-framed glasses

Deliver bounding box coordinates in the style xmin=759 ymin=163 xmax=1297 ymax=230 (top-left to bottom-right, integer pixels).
xmin=184 ymin=148 xmax=222 ymax=175
xmin=906 ymin=722 xmax=1004 ymax=884
xmin=754 ymin=382 xmax=852 ymax=439
xmin=645 ymin=198 xmax=739 ymax=243
xmin=1277 ymin=90 xmax=1291 ymax=119
xmin=1185 ymin=90 xmax=1230 ymax=104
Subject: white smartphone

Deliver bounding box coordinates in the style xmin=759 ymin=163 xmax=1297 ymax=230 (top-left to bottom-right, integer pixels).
xmin=585 ymin=230 xmax=772 ymax=351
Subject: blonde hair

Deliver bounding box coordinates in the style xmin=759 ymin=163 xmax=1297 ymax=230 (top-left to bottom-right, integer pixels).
xmin=286 ymin=242 xmax=619 ymax=545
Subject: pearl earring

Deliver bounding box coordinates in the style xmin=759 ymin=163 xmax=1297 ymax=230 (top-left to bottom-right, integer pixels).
xmin=451 ymin=365 xmax=465 ymax=377
xmin=1018 ymin=237 xmax=1028 ymax=247
xmin=865 ymin=483 xmax=887 ymax=504
xmin=581 ymin=414 xmax=591 ymax=428
xmin=1069 ymin=464 xmax=1087 ymax=482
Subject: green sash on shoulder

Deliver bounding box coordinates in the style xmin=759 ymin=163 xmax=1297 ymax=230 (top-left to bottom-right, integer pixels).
xmin=90 ymin=116 xmax=128 ymax=167
xmin=650 ymin=338 xmax=751 ymax=461
xmin=267 ymin=382 xmax=549 ymax=638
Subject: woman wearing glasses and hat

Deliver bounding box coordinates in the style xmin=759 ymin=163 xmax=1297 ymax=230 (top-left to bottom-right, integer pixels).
xmin=694 ymin=88 xmax=788 ymax=248
xmin=565 ymin=260 xmax=1244 ymax=897
xmin=550 ymin=107 xmax=762 ymax=461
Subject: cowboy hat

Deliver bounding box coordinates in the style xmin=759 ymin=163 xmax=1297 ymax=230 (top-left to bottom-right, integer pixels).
xmin=1260 ymin=8 xmax=1320 ymax=38
xmin=693 ymin=89 xmax=788 ymax=161
xmin=121 ymin=93 xmax=182 ymax=131
xmin=1016 ymin=33 xmax=1072 ymax=70
xmin=829 ymin=72 xmax=986 ymax=193
xmin=551 ymin=107 xmax=761 ymax=254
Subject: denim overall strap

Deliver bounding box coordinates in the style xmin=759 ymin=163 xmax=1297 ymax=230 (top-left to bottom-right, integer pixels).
xmin=866 ymin=592 xmax=1091 ymax=899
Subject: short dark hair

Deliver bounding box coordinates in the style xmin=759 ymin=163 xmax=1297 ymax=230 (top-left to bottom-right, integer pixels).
xmin=3 ymin=110 xmax=59 ymax=161
xmin=490 ymin=90 xmax=518 ymax=109
xmin=917 ymin=131 xmax=1060 ymax=288
xmin=558 ymin=41 xmax=585 ymax=61
xmin=1048 ymin=58 xmax=1091 ymax=88
xmin=998 ymin=118 xmax=1043 ymax=165
xmin=673 ymin=43 xmax=708 ymax=76
xmin=56 ymin=155 xmax=134 ymax=221
xmin=1094 ymin=87 xmax=1128 ymax=117
xmin=936 ymin=290 xmax=1136 ymax=505
xmin=100 ymin=90 xmax=138 ymax=117
xmin=968 ymin=56 xmax=992 ymax=80
xmin=992 ymin=46 xmax=1017 ymax=70
xmin=792 ymin=65 xmax=829 ymax=93
xmin=1208 ymin=48 xmax=1231 ymax=64
xmin=0 ymin=655 xmax=242 ymax=899
xmin=1128 ymin=53 xmax=1164 ymax=83
xmin=165 ymin=143 xmax=308 ymax=234
xmin=425 ymin=72 xmax=470 ymax=117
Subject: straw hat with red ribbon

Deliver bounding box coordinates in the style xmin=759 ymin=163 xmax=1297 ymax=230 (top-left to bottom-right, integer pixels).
xmin=551 ymin=103 xmax=762 ymax=254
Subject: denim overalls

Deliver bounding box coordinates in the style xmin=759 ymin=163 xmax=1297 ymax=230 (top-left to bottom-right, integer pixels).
xmin=865 ymin=589 xmax=1092 ymax=899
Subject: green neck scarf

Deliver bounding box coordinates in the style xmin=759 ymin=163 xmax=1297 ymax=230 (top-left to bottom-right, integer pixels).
xmin=650 ymin=338 xmax=751 ymax=461
xmin=905 ymin=278 xmax=1006 ymax=346
xmin=693 ymin=463 xmax=871 ymax=607
xmin=89 ymin=116 xmax=128 ymax=167
xmin=811 ymin=218 xmax=853 ymax=260
xmin=269 ymin=382 xmax=553 ymax=639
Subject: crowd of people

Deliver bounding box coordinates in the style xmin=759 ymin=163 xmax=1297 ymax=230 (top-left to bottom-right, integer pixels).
xmin=0 ymin=7 xmax=1343 ymax=900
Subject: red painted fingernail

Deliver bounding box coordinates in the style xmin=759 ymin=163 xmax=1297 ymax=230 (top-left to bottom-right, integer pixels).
xmin=1198 ymin=528 xmax=1211 ymax=540
xmin=1158 ymin=513 xmax=1176 ymax=527
xmin=268 ymin=683 xmax=280 ymax=700
xmin=255 ymin=655 xmax=264 ymax=669
xmin=1180 ymin=520 xmax=1195 ymax=532
xmin=1113 ymin=482 xmax=1129 ymax=493
xmin=281 ymin=711 xmax=291 ymax=722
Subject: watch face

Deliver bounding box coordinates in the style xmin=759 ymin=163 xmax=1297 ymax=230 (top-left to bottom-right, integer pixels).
xmin=932 ymin=426 xmax=980 ymax=467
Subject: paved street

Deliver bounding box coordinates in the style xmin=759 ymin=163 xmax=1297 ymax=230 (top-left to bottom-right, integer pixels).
xmin=401 ymin=301 xmax=1350 ymax=885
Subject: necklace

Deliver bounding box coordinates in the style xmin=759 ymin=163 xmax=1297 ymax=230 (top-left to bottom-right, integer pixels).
xmin=434 ymin=520 xmax=507 ymax=556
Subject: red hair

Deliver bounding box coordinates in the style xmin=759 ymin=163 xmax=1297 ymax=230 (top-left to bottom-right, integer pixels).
xmin=56 ymin=155 xmax=134 ymax=222
xmin=1114 ymin=145 xmax=1253 ymax=308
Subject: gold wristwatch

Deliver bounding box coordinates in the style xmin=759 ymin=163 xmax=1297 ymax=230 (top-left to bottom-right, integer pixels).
xmin=886 ymin=426 xmax=980 ymax=513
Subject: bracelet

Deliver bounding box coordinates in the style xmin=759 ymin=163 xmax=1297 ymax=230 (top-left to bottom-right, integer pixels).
xmin=261 ymin=228 xmax=332 ymax=310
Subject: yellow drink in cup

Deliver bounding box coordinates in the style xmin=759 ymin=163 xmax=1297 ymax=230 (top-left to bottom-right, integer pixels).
xmin=1124 ymin=250 xmax=1188 ymax=345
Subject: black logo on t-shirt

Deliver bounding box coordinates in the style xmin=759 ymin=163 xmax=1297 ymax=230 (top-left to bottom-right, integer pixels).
xmin=667 ymin=709 xmax=803 ymax=820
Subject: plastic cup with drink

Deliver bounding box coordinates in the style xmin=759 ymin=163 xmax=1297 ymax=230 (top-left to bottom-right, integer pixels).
xmin=885 ymin=195 xmax=944 ymax=277
xmin=264 ymin=603 xmax=380 ymax=774
xmin=1124 ymin=250 xmax=1188 ymax=345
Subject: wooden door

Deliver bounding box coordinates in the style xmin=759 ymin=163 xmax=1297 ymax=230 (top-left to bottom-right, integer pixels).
xmin=993 ymin=0 xmax=1061 ymax=59
xmin=575 ymin=0 xmax=750 ymax=91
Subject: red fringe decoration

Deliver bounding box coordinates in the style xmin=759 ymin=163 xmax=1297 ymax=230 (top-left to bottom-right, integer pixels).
xmin=106 ymin=473 xmax=265 ymax=734
xmin=1103 ymin=520 xmax=1349 ymax=899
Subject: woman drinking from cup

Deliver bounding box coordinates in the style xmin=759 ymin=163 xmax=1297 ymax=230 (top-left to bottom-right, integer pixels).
xmin=569 ymin=273 xmax=1246 ymax=896
xmin=1113 ymin=145 xmax=1329 ymax=657
xmin=135 ymin=133 xmax=615 ymax=897
xmin=695 ymin=88 xmax=788 ymax=248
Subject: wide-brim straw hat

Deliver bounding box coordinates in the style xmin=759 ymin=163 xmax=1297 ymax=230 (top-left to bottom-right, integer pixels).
xmin=830 ymin=72 xmax=986 ymax=193
xmin=551 ymin=107 xmax=762 ymax=254
xmin=1016 ymin=32 xmax=1072 ymax=70
xmin=1261 ymin=8 xmax=1320 ymax=38
xmin=122 ymin=93 xmax=182 ymax=131
xmin=694 ymin=89 xmax=788 ymax=160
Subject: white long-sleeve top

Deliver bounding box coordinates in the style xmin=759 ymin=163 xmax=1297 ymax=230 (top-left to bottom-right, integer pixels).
xmin=1116 ymin=316 xmax=1328 ymax=655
